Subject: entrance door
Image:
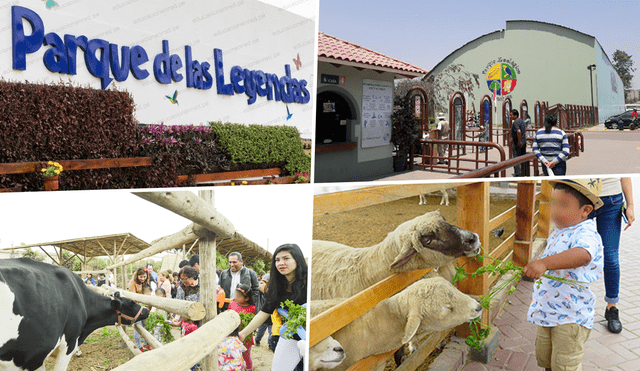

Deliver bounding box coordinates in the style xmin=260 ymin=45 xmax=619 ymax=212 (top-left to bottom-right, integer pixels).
xmin=480 ymin=95 xmax=492 ymax=142
xmin=316 ymin=91 xmax=355 ymax=144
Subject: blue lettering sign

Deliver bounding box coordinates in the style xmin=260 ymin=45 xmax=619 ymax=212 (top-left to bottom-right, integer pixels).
xmin=10 ymin=5 xmax=309 ymax=105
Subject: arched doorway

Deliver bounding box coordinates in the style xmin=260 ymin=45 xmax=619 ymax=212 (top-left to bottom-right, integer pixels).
xmin=316 ymin=90 xmax=356 ymax=145
xmin=449 ymin=91 xmax=466 ymax=141
xmin=480 ymin=95 xmax=492 ymax=142
xmin=520 ymin=99 xmax=529 ymax=137
xmin=407 ymin=86 xmax=429 ymax=133
xmin=502 ymin=97 xmax=513 ymax=147
xmin=449 ymin=91 xmax=466 ymax=156
xmin=535 ymin=101 xmax=542 ymax=129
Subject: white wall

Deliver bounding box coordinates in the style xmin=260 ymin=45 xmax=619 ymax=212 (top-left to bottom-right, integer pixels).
xmin=0 ymin=0 xmax=316 ymax=136
xmin=318 ymin=63 xmax=395 ymax=163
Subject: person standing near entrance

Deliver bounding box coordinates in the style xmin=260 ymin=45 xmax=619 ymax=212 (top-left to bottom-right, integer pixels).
xmin=532 ymin=113 xmax=570 ymax=176
xmin=510 ymin=109 xmax=528 ymax=176
xmin=436 ymin=112 xmax=450 ymax=164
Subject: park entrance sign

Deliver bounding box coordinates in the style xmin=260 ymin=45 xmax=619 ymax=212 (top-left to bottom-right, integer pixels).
xmin=1 ymin=0 xmax=316 ymax=133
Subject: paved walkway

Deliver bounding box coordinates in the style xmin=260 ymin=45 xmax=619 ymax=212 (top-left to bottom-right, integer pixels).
xmin=460 ymin=201 xmax=640 ymax=370
xmin=369 ymin=128 xmax=640 ymax=181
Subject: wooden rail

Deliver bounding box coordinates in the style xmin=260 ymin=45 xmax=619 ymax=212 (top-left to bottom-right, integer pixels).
xmin=311 ymin=181 xmax=553 ymax=370
xmin=310 ymin=268 xmax=432 ymax=347
xmin=110 ymin=310 xmax=240 ymax=371
xmin=90 ymin=285 xmax=206 ymax=321
xmin=0 ymin=157 xmax=153 ymax=175
xmin=0 ymin=159 xmax=293 ymax=191
xmin=176 ymin=168 xmax=282 ymax=184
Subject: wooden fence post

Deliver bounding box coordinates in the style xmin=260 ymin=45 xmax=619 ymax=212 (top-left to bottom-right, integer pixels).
xmin=455 ymin=182 xmax=490 ymax=336
xmin=514 ymin=181 xmax=536 ymax=267
xmin=537 ymin=181 xmax=552 ymax=240
xmin=199 ymin=190 xmax=218 ymax=371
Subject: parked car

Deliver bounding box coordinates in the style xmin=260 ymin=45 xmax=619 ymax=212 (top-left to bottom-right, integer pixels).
xmin=604 ymin=111 xmax=639 ymax=130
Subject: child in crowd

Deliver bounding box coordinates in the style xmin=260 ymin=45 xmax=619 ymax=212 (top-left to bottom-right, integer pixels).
xmin=134 ymin=285 xmax=153 ymax=352
xmin=218 ymin=326 xmax=247 ymax=371
xmin=523 ymin=178 xmax=604 ymax=371
xmin=168 ymin=314 xmax=199 ymax=370
xmin=152 ymin=288 xmax=168 ymax=344
xmin=228 ymin=283 xmax=256 ymax=370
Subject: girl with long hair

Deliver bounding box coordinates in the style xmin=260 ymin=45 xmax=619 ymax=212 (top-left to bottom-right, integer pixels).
xmin=238 ymin=244 xmax=307 ymax=371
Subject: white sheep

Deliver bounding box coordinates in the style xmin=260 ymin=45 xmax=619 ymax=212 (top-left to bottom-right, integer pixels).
xmin=309 ymin=336 xmax=346 ymax=371
xmin=311 ymin=211 xmax=479 ymax=300
xmin=310 ymin=277 xmax=482 ymax=370
xmin=419 ymin=189 xmax=450 ymax=206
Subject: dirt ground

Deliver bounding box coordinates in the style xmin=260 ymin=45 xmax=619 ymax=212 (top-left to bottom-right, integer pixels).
xmin=312 ymin=192 xmax=518 ymax=370
xmin=47 ymin=325 xmax=274 ymax=371
xmin=313 ymin=193 xmax=518 ymax=253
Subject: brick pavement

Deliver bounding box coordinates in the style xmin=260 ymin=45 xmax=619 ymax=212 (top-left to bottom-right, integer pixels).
xmin=459 ymin=221 xmax=640 ymax=371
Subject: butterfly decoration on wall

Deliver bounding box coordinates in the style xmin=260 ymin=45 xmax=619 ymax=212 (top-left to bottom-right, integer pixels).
xmin=293 ymin=53 xmax=302 ymax=70
xmin=42 ymin=0 xmax=58 ymax=9
xmin=286 ymin=105 xmax=293 ymax=121
xmin=165 ymin=90 xmax=179 ymax=106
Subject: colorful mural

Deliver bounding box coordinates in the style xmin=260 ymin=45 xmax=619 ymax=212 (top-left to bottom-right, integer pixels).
xmin=486 ymin=62 xmax=517 ymax=95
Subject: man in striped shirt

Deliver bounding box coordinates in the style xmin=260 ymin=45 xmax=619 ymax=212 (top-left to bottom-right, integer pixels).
xmin=532 ymin=113 xmax=570 ymax=176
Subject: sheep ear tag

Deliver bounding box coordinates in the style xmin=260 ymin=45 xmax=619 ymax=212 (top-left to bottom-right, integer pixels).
xmin=390 ymin=247 xmax=417 ymax=269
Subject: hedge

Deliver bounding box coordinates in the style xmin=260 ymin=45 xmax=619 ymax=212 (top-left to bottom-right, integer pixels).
xmin=209 ymin=122 xmax=311 ymax=175
xmin=0 ymin=80 xmax=178 ymax=191
xmin=0 ymin=81 xmax=310 ymax=191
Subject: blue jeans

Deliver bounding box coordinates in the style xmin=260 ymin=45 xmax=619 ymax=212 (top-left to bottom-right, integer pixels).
xmin=541 ymin=161 xmax=566 ymax=176
xmin=589 ymin=193 xmax=624 ymax=304
xmin=133 ymin=320 xmax=147 ymax=348
xmin=256 ymin=324 xmax=271 ymax=343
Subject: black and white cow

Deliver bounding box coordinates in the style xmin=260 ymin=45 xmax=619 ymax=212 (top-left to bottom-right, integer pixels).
xmin=0 ymin=258 xmax=150 ymax=371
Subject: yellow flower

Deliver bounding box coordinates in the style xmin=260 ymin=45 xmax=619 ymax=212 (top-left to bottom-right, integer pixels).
xmin=41 ymin=169 xmax=46 ymax=173
xmin=241 ymin=181 xmax=248 ymax=185
xmin=54 ymin=169 xmax=60 ymax=175
xmin=230 ymin=182 xmax=235 ymax=186
xmin=47 ymin=161 xmax=53 ymax=165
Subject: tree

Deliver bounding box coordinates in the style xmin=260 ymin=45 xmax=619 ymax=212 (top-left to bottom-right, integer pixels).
xmin=612 ymin=50 xmax=636 ymax=100
xmin=22 ymin=247 xmax=44 ymax=262
xmin=391 ymin=94 xmax=421 ymax=164
xmin=424 ymin=64 xmax=480 ymax=114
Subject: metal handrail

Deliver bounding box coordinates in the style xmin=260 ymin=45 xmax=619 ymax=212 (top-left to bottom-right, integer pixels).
xmin=418 ymin=139 xmax=507 ymax=176
xmin=454 ymin=152 xmax=538 ymax=179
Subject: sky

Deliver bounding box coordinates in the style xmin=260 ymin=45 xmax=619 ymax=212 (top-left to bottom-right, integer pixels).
xmin=319 ymin=0 xmax=640 ymax=89
xmin=0 ymin=186 xmax=313 ymax=259
xmin=259 ymin=0 xmax=318 ymax=20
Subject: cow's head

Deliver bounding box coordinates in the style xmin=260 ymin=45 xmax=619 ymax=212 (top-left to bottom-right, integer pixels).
xmin=110 ymin=291 xmax=150 ymax=325
xmin=390 ymin=211 xmax=480 ymax=270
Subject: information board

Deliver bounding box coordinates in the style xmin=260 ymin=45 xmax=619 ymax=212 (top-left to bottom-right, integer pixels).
xmin=361 ymin=79 xmax=393 ymax=148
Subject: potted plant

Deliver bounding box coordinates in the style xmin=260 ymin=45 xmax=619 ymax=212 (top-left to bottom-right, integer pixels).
xmin=41 ymin=161 xmax=63 ymax=191
xmin=391 ymin=95 xmax=421 ymax=172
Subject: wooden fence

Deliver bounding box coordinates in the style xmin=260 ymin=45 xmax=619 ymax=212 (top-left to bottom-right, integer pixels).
xmin=310 ymin=181 xmax=552 ymax=370
xmin=82 ymin=190 xmax=240 ymax=371
xmin=0 ymin=157 xmax=299 ymax=191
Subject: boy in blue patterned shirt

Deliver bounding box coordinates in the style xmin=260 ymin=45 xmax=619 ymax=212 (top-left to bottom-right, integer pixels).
xmin=523 ymin=179 xmax=604 ymax=371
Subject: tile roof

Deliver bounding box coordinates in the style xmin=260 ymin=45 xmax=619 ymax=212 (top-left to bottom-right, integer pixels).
xmin=318 ymin=32 xmax=428 ymax=77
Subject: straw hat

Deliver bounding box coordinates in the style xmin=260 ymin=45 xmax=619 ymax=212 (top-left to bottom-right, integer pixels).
xmin=548 ymin=178 xmax=603 ymax=210
xmin=437 ymin=112 xmax=446 ymax=120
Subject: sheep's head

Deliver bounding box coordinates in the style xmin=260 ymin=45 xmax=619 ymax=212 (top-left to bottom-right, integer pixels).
xmin=389 ymin=211 xmax=480 ymax=271
xmin=309 ymin=336 xmax=346 ymax=370
xmin=397 ymin=277 xmax=483 ymax=343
